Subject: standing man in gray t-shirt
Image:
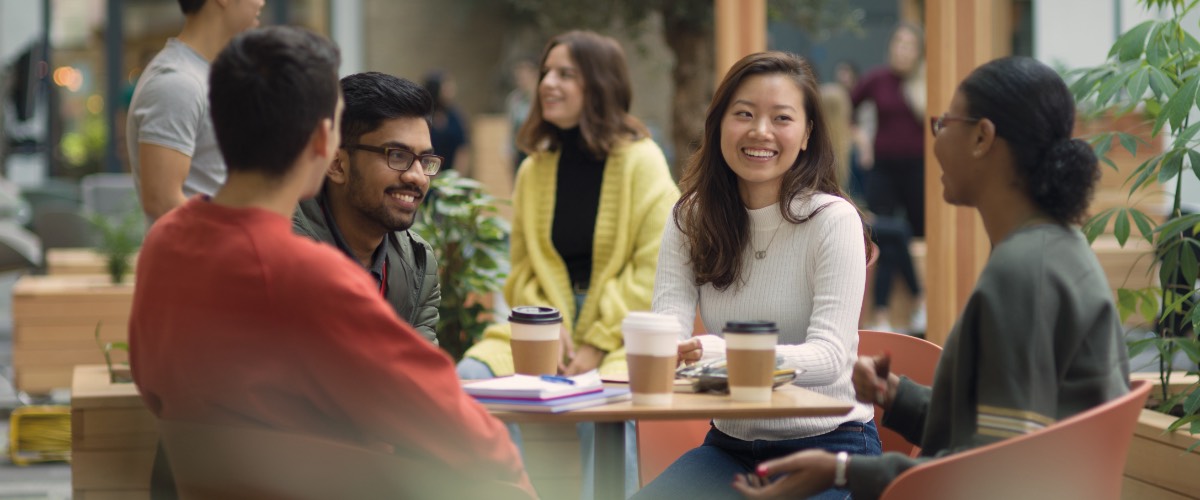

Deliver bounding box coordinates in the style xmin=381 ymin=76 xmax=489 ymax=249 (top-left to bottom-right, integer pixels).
xmin=127 ymin=0 xmax=263 ymax=222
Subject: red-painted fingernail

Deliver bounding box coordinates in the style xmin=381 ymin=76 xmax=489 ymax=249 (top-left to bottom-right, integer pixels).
xmin=756 ymin=464 xmax=769 ymax=477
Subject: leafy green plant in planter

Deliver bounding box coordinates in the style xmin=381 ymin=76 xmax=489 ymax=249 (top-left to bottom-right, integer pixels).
xmin=88 ymin=209 xmax=143 ymax=284
xmin=412 ymin=171 xmax=510 ymax=361
xmin=1068 ymin=0 xmax=1199 ymax=449
xmin=94 ymin=322 xmax=131 ymax=383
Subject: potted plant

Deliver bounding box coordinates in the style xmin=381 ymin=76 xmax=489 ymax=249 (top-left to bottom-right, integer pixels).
xmin=412 ymin=170 xmax=510 ymax=361
xmin=1068 ymin=0 xmax=1200 ymax=495
xmin=87 ymin=209 xmax=143 ymax=284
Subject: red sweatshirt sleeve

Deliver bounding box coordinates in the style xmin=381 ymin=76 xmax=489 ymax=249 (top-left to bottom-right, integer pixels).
xmin=290 ymin=268 xmax=535 ymax=497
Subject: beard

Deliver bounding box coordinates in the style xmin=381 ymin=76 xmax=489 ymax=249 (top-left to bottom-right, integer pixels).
xmin=345 ymin=161 xmax=420 ymax=233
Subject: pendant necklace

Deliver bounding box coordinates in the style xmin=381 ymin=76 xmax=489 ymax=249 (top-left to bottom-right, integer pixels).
xmin=751 ymin=219 xmax=785 ymax=260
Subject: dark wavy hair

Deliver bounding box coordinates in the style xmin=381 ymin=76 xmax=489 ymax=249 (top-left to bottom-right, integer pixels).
xmin=959 ymin=56 xmax=1099 ymax=225
xmin=516 ymin=30 xmax=649 ymax=157
xmin=676 ymin=51 xmax=871 ymax=290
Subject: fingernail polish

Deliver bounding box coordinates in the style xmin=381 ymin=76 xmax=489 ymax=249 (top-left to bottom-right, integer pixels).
xmin=756 ymin=464 xmax=768 ymax=477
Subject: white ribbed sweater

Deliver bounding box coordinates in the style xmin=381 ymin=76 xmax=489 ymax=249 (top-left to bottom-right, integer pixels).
xmin=652 ymin=193 xmax=876 ymax=440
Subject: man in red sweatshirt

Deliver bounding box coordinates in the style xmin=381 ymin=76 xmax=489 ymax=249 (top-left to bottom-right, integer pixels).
xmin=129 ymin=25 xmax=533 ymax=498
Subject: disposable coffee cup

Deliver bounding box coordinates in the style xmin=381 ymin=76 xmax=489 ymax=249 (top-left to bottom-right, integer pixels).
xmin=622 ymin=312 xmax=682 ymax=406
xmin=509 ymin=306 xmax=563 ymax=376
xmin=723 ymin=320 xmax=779 ymax=402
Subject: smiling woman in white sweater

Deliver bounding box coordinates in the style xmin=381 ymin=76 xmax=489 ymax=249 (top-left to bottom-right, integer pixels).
xmin=633 ymin=52 xmax=879 ymax=500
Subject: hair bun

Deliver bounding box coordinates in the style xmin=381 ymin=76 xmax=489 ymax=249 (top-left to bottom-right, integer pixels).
xmin=1042 ymin=138 xmax=1093 ymax=170
xmin=1028 ymin=137 xmax=1099 ymax=225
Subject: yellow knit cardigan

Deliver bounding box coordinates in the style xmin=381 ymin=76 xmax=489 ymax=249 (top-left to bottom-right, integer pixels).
xmin=464 ymin=137 xmax=680 ymax=376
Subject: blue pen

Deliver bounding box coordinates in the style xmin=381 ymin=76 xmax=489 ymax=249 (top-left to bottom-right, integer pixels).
xmin=540 ymin=374 xmax=576 ymax=385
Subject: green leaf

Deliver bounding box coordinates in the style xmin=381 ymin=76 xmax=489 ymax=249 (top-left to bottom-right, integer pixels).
xmin=1117 ymin=288 xmax=1138 ymax=323
xmin=1114 ymin=20 xmax=1156 ymax=61
xmin=1182 ymin=246 xmax=1199 ymax=289
xmin=1167 ymin=413 xmax=1200 ymax=433
xmin=1097 ymin=71 xmax=1130 ymax=107
xmin=1130 ymin=154 xmax=1164 ymax=196
xmin=1160 ymin=150 xmax=1185 ymax=183
xmin=1177 ymin=338 xmax=1200 ymax=366
xmin=1155 ymin=75 xmax=1200 ymax=135
xmin=1118 ymin=131 xmax=1141 ymax=156
xmin=1193 ymin=148 xmax=1200 ymax=182
xmin=1127 ymin=336 xmax=1159 ymax=359
xmin=1157 ymin=213 xmax=1200 ymax=238
xmin=1114 ymin=208 xmax=1132 ymax=246
xmin=1147 ymin=64 xmax=1177 ymax=98
xmin=1126 ymin=67 xmax=1151 ymax=103
xmin=1138 ymin=288 xmax=1161 ymax=325
xmin=1129 ymin=208 xmax=1156 ymax=243
xmin=1178 ymin=122 xmax=1200 ymax=147
xmin=1083 ymin=208 xmax=1117 ymax=243
xmin=1192 ymin=299 xmax=1200 ymax=333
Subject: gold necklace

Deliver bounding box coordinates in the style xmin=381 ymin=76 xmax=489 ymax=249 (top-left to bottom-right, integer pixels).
xmin=751 ymin=219 xmax=785 ymax=260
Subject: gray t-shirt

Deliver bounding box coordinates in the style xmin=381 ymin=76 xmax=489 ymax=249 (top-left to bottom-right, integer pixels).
xmin=126 ymin=38 xmax=226 ymax=208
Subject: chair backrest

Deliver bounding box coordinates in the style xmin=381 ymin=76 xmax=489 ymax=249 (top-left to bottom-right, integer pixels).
xmin=879 ymin=379 xmax=1151 ymax=500
xmin=858 ymin=329 xmax=943 ymax=457
xmin=158 ymin=420 xmax=534 ymax=500
xmin=80 ymin=173 xmax=138 ymax=219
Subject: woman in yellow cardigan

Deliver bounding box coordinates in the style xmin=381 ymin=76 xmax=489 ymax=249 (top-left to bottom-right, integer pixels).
xmin=458 ymin=30 xmax=679 ymax=499
xmin=460 ymin=30 xmax=678 ymax=378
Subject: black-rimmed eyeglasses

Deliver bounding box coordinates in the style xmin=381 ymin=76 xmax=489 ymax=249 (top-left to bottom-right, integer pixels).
xmin=342 ymin=144 xmax=444 ymax=175
xmin=929 ymin=114 xmax=981 ymax=137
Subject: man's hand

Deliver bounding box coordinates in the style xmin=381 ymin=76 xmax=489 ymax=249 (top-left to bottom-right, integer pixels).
xmin=732 ymin=450 xmax=838 ymax=499
xmin=677 ymin=338 xmax=702 ymax=367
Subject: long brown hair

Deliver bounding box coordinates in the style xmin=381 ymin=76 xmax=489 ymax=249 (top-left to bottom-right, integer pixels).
xmin=516 ymin=30 xmax=649 ymax=157
xmin=675 ymin=51 xmax=872 ymax=291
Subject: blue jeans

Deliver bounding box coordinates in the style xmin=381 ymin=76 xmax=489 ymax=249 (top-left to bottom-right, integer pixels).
xmin=632 ymin=421 xmax=881 ymax=500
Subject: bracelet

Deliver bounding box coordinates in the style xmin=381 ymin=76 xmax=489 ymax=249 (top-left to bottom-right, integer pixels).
xmin=833 ymin=451 xmax=849 ymax=488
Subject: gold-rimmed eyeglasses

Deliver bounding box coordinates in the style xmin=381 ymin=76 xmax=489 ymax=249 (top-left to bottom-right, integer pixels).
xmin=342 ymin=144 xmax=444 ymax=175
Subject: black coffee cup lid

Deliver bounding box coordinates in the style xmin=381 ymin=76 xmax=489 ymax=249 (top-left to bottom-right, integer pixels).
xmin=510 ymin=306 xmax=562 ymax=325
xmin=723 ymin=320 xmax=778 ymax=334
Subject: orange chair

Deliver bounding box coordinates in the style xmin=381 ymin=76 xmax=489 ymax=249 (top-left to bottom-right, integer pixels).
xmin=878 ymin=380 xmax=1151 ymax=500
xmin=158 ymin=420 xmax=534 ymax=500
xmin=858 ymin=329 xmax=943 ymax=457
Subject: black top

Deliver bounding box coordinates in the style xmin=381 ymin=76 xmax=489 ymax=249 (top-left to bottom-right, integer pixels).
xmin=551 ymin=127 xmax=606 ymax=291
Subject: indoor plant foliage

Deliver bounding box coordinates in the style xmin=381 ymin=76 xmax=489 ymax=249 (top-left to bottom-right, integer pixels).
xmin=412 ymin=171 xmax=510 ymax=361
xmin=1068 ymin=0 xmax=1199 ymax=447
xmin=88 ymin=209 xmax=143 ymax=284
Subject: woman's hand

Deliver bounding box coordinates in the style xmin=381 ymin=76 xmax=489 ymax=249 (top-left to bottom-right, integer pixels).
xmin=557 ymin=325 xmax=577 ymax=374
xmin=677 ymin=338 xmax=703 ymax=367
xmin=852 ymin=353 xmax=899 ymax=411
xmin=563 ymin=344 xmax=604 ymax=375
xmin=731 ymin=450 xmax=837 ymax=499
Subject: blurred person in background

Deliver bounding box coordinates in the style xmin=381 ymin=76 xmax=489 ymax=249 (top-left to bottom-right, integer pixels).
xmin=127 ymin=0 xmax=262 ymax=222
xmin=851 ymin=24 xmax=926 ymax=333
xmin=423 ymin=71 xmax=470 ymax=174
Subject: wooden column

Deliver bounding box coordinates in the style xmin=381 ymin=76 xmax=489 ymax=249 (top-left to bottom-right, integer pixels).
xmin=923 ymin=0 xmax=1012 ymax=345
xmin=714 ymin=0 xmax=767 ymax=82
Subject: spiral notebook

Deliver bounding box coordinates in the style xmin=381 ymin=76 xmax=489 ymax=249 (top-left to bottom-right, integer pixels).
xmin=474 ymin=387 xmax=631 ymax=413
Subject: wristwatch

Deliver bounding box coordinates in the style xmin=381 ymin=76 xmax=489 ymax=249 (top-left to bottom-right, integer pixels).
xmin=834 ymin=451 xmax=850 ymax=488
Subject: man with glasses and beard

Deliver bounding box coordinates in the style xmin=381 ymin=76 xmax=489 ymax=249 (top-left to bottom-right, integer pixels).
xmin=294 ymin=72 xmax=443 ymax=343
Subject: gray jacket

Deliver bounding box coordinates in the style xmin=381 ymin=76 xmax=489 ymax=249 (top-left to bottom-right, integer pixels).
xmin=292 ymin=195 xmax=441 ymax=344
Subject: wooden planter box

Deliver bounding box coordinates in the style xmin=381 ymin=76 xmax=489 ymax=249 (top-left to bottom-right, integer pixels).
xmin=71 ymin=365 xmax=157 ymax=500
xmin=12 ymin=275 xmax=134 ymax=394
xmin=45 ymin=248 xmax=137 ymax=277
xmin=1123 ymin=372 xmax=1200 ymax=499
